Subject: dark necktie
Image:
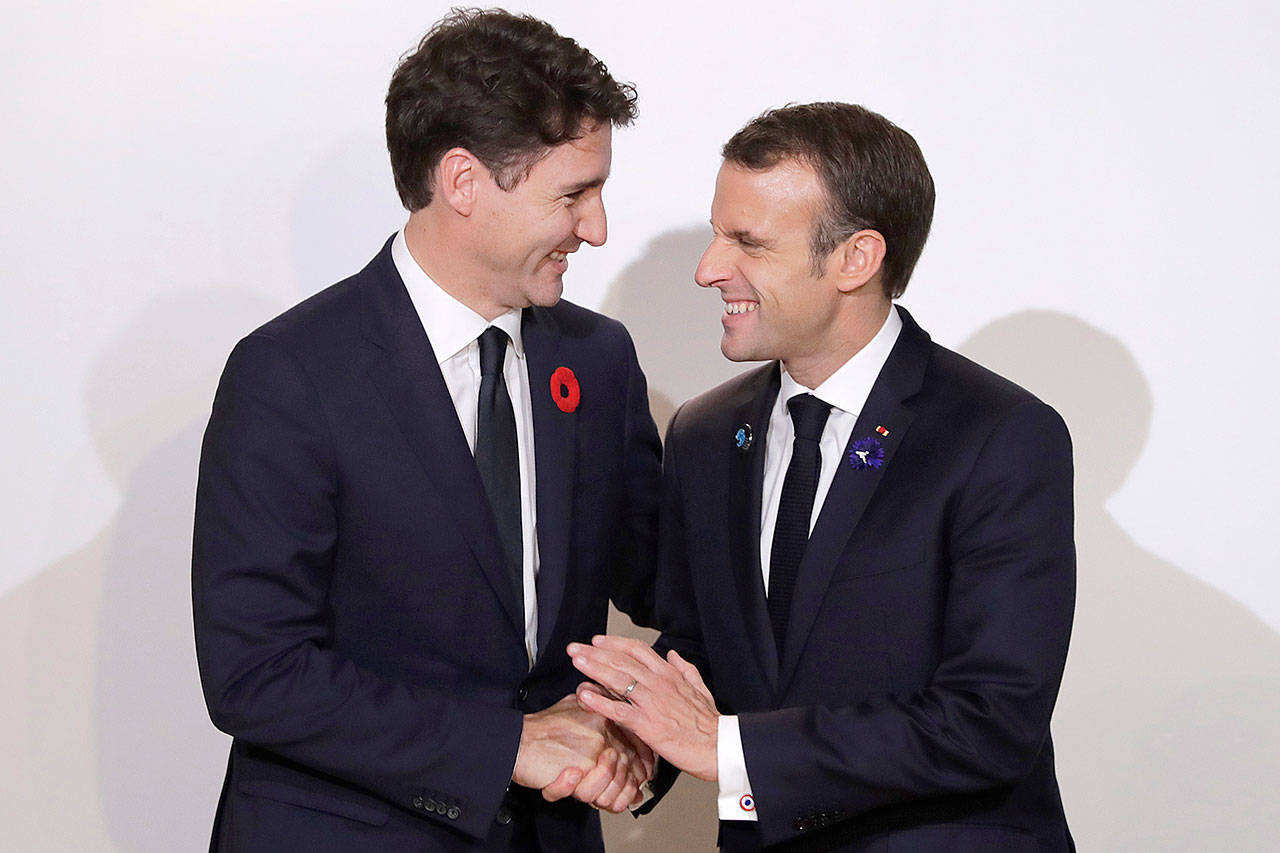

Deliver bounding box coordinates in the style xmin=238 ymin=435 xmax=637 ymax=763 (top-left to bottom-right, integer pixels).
xmin=475 ymin=326 xmax=523 ymax=610
xmin=767 ymin=393 xmax=831 ymax=660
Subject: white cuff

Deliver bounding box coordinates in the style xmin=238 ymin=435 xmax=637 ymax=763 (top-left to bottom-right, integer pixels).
xmin=716 ymin=715 xmax=757 ymax=821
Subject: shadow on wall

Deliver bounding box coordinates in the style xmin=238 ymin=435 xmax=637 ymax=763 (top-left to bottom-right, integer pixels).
xmin=88 ymin=291 xmax=279 ymax=852
xmin=600 ymin=225 xmax=750 ymax=433
xmin=959 ymin=312 xmax=1280 ymax=853
xmin=0 ymin=290 xmax=273 ymax=851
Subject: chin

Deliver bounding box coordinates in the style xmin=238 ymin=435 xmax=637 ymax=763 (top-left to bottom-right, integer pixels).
xmin=720 ymin=336 xmax=756 ymax=363
xmin=526 ymin=282 xmax=564 ymax=308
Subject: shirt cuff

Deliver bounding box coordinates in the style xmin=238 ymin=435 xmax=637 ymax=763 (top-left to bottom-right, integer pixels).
xmin=716 ymin=715 xmax=757 ymax=821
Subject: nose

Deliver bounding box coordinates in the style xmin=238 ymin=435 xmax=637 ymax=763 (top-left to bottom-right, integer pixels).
xmin=694 ymin=238 xmax=729 ymax=289
xmin=574 ymin=196 xmax=607 ymax=247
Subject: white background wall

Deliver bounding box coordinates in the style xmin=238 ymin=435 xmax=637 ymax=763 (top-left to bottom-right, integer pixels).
xmin=2 ymin=1 xmax=1277 ymax=850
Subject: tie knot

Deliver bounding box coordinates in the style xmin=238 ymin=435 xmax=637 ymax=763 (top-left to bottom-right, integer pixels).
xmin=787 ymin=393 xmax=830 ymax=442
xmin=478 ymin=326 xmax=509 ymax=377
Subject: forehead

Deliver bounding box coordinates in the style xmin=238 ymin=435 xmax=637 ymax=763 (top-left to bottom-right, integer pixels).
xmin=711 ymin=158 xmax=824 ymax=235
xmin=524 ymin=121 xmax=613 ymax=187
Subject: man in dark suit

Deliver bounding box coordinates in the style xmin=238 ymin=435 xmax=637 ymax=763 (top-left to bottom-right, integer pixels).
xmin=570 ymin=103 xmax=1076 ymax=851
xmin=192 ymin=10 xmax=661 ymax=851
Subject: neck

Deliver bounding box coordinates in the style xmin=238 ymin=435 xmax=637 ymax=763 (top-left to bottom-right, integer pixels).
xmin=403 ymin=208 xmax=509 ymax=322
xmin=782 ymin=299 xmax=891 ymax=389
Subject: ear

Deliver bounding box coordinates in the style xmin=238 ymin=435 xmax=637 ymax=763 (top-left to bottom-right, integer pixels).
xmin=834 ymin=229 xmax=886 ymax=295
xmin=435 ymin=148 xmax=480 ymax=216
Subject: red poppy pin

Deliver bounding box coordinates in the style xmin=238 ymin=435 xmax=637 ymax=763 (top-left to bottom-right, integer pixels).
xmin=550 ymin=366 xmax=580 ymax=413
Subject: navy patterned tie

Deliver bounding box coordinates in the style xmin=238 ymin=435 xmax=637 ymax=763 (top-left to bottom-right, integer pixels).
xmin=767 ymin=393 xmax=831 ymax=661
xmin=475 ymin=326 xmax=523 ymax=609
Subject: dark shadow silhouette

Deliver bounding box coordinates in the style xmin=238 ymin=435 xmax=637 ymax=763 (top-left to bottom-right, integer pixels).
xmin=79 ymin=290 xmax=275 ymax=850
xmin=960 ymin=311 xmax=1280 ymax=852
xmin=1 ymin=289 xmax=275 ymax=850
xmin=601 ymin=226 xmax=751 ymax=432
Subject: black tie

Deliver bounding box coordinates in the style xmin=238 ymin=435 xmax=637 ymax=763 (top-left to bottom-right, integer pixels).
xmin=475 ymin=327 xmax=523 ymax=610
xmin=767 ymin=393 xmax=831 ymax=660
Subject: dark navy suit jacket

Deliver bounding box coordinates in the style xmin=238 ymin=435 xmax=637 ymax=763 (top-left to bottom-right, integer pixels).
xmin=192 ymin=239 xmax=661 ymax=851
xmin=652 ymin=309 xmax=1075 ymax=852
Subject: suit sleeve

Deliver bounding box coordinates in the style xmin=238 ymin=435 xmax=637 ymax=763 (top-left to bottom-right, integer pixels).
xmin=738 ymin=401 xmax=1076 ymax=847
xmin=635 ymin=403 xmax=711 ymax=813
xmin=605 ymin=328 xmax=663 ymax=626
xmin=192 ymin=332 xmax=522 ymax=840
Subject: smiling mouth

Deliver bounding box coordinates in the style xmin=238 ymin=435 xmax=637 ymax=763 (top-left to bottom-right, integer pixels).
xmin=724 ymin=301 xmax=758 ymax=315
xmin=549 ymin=250 xmax=568 ymax=262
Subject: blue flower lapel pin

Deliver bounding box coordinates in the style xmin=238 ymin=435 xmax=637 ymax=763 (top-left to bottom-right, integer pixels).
xmin=734 ymin=423 xmax=753 ymax=452
xmin=848 ymin=435 xmax=886 ymax=470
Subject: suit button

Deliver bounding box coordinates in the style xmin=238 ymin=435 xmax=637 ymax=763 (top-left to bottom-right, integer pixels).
xmin=412 ymin=796 xmax=424 ymax=809
xmin=794 ymin=817 xmax=811 ymax=832
xmin=517 ymin=686 xmax=529 ymax=702
xmin=447 ymin=805 xmax=461 ymax=820
xmin=422 ymin=798 xmax=436 ymax=813
xmin=496 ymin=805 xmax=513 ymax=825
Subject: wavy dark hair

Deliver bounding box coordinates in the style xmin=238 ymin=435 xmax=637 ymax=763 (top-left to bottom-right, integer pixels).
xmin=386 ymin=8 xmax=638 ymax=210
xmin=723 ymin=103 xmax=935 ymax=299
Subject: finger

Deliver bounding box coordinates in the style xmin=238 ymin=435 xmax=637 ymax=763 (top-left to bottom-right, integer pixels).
xmin=570 ymin=749 xmax=616 ymax=805
xmin=610 ymin=777 xmax=643 ymax=814
xmin=612 ymin=724 xmax=656 ymax=781
xmin=577 ymin=683 xmax=642 ymax=731
xmin=541 ymin=767 xmax=582 ymax=802
xmin=569 ymin=639 xmax=662 ymax=688
xmin=576 ymin=680 xmax=608 ymax=708
xmin=667 ymin=650 xmax=709 ymax=689
xmin=603 ymin=775 xmax=640 ymax=814
xmin=570 ymin=646 xmax=648 ymax=699
xmin=592 ymin=752 xmax=629 ymax=811
xmin=665 ymin=650 xmax=716 ymax=701
xmin=604 ymin=728 xmax=648 ymax=789
xmin=590 ymin=635 xmax=670 ymax=674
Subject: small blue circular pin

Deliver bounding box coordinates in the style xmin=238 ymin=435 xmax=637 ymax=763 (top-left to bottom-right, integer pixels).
xmin=734 ymin=424 xmax=753 ymax=452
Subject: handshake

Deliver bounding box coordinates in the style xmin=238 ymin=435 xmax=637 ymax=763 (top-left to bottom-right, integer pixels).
xmin=511 ymin=636 xmax=721 ymax=813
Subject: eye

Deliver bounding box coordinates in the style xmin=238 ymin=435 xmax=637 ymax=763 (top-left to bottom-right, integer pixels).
xmin=563 ymin=189 xmax=586 ymax=204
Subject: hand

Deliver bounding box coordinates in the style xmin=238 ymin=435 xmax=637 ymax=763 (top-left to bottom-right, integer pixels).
xmin=569 ymin=635 xmax=719 ymax=782
xmin=513 ymin=694 xmax=651 ymax=812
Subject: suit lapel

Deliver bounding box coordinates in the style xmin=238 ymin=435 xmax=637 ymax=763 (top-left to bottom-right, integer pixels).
xmin=359 ymin=241 xmax=525 ymax=638
xmin=778 ymin=309 xmax=933 ymax=693
xmin=522 ymin=307 xmax=577 ymax=661
xmin=725 ymin=364 xmax=782 ymax=695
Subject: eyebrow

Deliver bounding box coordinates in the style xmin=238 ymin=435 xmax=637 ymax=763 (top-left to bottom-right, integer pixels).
xmin=562 ymin=175 xmax=609 ymax=195
xmin=717 ymin=224 xmax=772 ymax=249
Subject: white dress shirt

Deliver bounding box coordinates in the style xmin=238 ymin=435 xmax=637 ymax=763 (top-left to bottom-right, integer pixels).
xmin=392 ymin=229 xmax=541 ymax=664
xmin=718 ymin=305 xmax=903 ymax=821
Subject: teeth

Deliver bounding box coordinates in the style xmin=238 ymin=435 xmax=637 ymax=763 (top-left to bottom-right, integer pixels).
xmin=724 ymin=301 xmax=757 ymax=315
xmin=549 ymin=251 xmax=567 ymax=261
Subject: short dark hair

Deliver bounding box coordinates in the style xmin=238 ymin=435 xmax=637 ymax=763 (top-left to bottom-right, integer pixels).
xmin=722 ymin=102 xmax=935 ymax=299
xmin=386 ymin=8 xmax=638 ymax=210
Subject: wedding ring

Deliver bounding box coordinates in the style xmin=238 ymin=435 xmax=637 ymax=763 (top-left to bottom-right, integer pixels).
xmin=623 ymin=678 xmax=638 ymax=699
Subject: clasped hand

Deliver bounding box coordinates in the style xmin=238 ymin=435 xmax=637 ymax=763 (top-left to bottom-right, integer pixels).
xmin=513 ymin=694 xmax=654 ymax=813
xmin=569 ymin=635 xmax=720 ymax=783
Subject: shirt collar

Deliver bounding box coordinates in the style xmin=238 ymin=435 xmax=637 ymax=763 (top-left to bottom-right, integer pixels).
xmin=392 ymin=228 xmax=525 ymax=363
xmin=779 ymin=305 xmax=903 ymax=419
